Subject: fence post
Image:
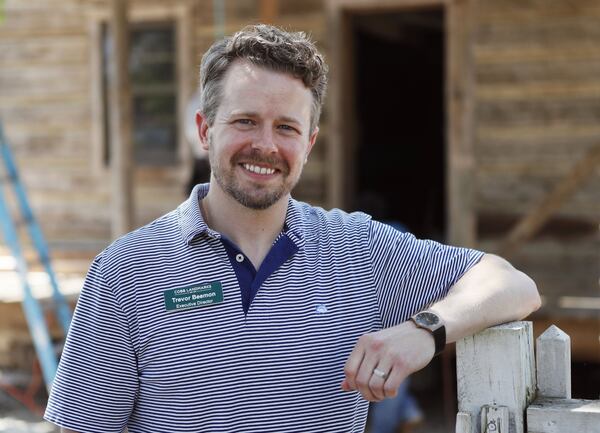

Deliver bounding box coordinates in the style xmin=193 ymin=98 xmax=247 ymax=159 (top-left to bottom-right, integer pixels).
xmin=527 ymin=325 xmax=600 ymax=433
xmin=536 ymin=325 xmax=571 ymax=398
xmin=456 ymin=321 xmax=536 ymax=433
xmin=456 ymin=412 xmax=473 ymax=433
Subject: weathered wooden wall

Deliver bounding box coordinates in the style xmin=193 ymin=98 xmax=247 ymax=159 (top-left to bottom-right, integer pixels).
xmin=0 ymin=0 xmax=108 ymax=256
xmin=472 ymin=0 xmax=600 ymax=319
xmin=0 ymin=0 xmax=597 ymax=366
xmin=0 ymin=0 xmax=327 ymax=367
xmin=0 ymin=0 xmax=327 ymax=258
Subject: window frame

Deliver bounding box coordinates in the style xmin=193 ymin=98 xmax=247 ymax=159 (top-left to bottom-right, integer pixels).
xmin=88 ymin=2 xmax=194 ymax=177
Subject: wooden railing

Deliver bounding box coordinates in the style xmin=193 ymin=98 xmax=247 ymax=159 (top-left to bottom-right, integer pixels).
xmin=455 ymin=321 xmax=600 ymax=433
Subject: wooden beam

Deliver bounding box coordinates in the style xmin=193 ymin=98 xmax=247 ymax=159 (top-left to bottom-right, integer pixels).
xmin=500 ymin=143 xmax=600 ymax=256
xmin=447 ymin=0 xmax=477 ymax=247
xmin=260 ymin=0 xmax=278 ymax=24
xmin=527 ymin=399 xmax=600 ymax=433
xmin=325 ymin=2 xmax=352 ymax=209
xmin=109 ymin=0 xmax=134 ymax=238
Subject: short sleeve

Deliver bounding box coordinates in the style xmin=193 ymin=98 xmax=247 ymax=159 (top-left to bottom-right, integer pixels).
xmin=44 ymin=254 xmax=138 ymax=433
xmin=368 ymin=220 xmax=484 ymax=328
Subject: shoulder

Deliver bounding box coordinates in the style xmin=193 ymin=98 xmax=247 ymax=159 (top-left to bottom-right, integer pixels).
xmin=297 ymin=199 xmax=370 ymax=225
xmin=291 ymin=199 xmax=373 ymax=243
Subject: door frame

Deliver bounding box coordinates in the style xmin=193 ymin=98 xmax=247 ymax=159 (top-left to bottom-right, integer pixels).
xmin=325 ymin=0 xmax=477 ymax=246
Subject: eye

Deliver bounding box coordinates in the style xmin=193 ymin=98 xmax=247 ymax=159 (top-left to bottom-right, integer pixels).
xmin=235 ymin=118 xmax=255 ymax=126
xmin=278 ymin=124 xmax=300 ymax=134
xmin=231 ymin=117 xmax=256 ymax=129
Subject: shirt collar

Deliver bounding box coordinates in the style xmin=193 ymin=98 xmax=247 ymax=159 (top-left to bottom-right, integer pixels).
xmin=283 ymin=196 xmax=306 ymax=250
xmin=178 ymin=183 xmax=213 ymax=244
xmin=178 ymin=183 xmax=306 ymax=249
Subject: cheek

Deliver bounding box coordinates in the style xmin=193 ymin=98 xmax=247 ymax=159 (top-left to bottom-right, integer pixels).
xmin=285 ymin=148 xmax=309 ymax=172
xmin=212 ymin=132 xmax=242 ymax=155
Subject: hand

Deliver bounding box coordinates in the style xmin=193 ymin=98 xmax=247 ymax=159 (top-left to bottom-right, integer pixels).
xmin=341 ymin=321 xmax=435 ymax=401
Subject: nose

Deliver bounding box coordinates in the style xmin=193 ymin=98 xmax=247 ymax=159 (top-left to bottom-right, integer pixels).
xmin=251 ymin=126 xmax=277 ymax=153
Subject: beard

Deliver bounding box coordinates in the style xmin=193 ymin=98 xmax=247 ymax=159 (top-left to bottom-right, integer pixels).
xmin=208 ymin=137 xmax=301 ymax=210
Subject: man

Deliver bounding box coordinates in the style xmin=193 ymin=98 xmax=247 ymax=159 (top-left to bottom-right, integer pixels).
xmin=45 ymin=25 xmax=540 ymax=433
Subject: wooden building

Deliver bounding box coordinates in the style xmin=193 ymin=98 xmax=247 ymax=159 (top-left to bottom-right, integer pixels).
xmin=0 ymin=0 xmax=598 ymax=365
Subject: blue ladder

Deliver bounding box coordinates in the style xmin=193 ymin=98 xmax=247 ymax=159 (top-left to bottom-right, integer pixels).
xmin=0 ymin=122 xmax=72 ymax=391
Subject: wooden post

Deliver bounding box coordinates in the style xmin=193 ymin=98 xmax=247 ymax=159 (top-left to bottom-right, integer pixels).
xmin=456 ymin=412 xmax=472 ymax=433
xmin=325 ymin=2 xmax=353 ymax=209
xmin=456 ymin=321 xmax=536 ymax=433
xmin=447 ymin=0 xmax=477 ymax=247
xmin=109 ymin=0 xmax=134 ymax=238
xmin=260 ymin=0 xmax=278 ymax=24
xmin=536 ymin=325 xmax=571 ymax=399
xmin=527 ymin=324 xmax=600 ymax=432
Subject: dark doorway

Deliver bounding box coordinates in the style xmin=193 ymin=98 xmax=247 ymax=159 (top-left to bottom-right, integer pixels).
xmin=351 ymin=9 xmax=446 ymax=240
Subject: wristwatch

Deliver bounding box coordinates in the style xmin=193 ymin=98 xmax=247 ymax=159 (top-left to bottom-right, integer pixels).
xmin=410 ymin=310 xmax=446 ymax=357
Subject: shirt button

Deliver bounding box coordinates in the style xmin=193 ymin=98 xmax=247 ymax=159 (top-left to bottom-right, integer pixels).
xmin=235 ymin=253 xmax=244 ymax=263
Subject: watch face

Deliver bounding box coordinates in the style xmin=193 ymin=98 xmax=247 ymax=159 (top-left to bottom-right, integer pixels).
xmin=417 ymin=312 xmax=439 ymax=327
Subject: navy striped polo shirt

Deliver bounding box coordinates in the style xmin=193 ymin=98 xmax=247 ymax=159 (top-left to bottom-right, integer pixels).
xmin=45 ymin=184 xmax=483 ymax=433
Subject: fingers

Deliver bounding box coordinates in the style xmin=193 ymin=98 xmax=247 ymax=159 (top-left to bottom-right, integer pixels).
xmin=367 ymin=361 xmax=392 ymax=401
xmin=348 ymin=354 xmax=405 ymax=401
xmin=354 ymin=350 xmax=381 ymax=401
xmin=342 ymin=340 xmax=365 ymax=391
xmin=343 ymin=334 xmax=401 ymax=402
xmin=381 ymin=364 xmax=406 ymax=399
xmin=342 ymin=328 xmax=418 ymax=402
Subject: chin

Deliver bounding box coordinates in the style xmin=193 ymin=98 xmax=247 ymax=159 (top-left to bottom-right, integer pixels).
xmin=226 ymin=184 xmax=287 ymax=210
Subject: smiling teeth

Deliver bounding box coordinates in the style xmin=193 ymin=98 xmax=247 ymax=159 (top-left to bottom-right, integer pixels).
xmin=243 ymin=164 xmax=275 ymax=175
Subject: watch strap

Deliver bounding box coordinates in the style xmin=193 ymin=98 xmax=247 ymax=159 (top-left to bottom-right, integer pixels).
xmin=432 ymin=324 xmax=445 ymax=357
xmin=410 ymin=311 xmax=446 ymax=357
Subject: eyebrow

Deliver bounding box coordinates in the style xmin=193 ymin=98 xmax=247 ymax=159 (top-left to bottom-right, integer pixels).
xmin=279 ymin=115 xmax=303 ymax=125
xmin=229 ymin=112 xmax=303 ymax=125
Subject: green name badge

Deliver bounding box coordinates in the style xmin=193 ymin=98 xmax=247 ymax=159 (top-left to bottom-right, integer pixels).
xmin=164 ymin=281 xmax=223 ymax=312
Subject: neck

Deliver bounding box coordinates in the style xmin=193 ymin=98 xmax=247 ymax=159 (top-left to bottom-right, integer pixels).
xmin=201 ymin=180 xmax=288 ymax=266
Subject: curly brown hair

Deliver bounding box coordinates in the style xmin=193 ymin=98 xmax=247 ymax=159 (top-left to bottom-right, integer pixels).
xmin=199 ymin=24 xmax=328 ymax=133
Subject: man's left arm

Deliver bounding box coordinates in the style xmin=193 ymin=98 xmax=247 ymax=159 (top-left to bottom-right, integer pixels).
xmin=341 ymin=253 xmax=541 ymax=401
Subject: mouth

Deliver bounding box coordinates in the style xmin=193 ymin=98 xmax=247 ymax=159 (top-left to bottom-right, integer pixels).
xmin=241 ymin=163 xmax=277 ymax=176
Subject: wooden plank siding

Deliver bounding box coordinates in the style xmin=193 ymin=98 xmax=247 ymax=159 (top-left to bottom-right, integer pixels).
xmin=0 ymin=0 xmax=327 ymax=259
xmin=472 ymin=0 xmax=600 ymax=318
xmin=473 ymin=0 xmax=600 ymax=221
xmin=0 ymin=0 xmax=597 ymax=336
xmin=0 ymin=0 xmax=328 ymax=368
xmin=0 ymin=0 xmax=108 ymax=255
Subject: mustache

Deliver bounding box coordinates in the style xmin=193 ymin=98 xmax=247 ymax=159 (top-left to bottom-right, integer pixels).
xmin=232 ymin=151 xmax=289 ymax=173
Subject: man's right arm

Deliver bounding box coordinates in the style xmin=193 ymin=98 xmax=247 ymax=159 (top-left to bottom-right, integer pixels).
xmin=46 ymin=256 xmax=138 ymax=432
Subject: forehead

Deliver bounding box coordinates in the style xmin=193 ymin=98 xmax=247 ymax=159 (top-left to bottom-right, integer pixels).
xmin=218 ymin=61 xmax=313 ymax=122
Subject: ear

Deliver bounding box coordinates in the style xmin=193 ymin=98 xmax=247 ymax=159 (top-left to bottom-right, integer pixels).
xmin=305 ymin=127 xmax=319 ymax=163
xmin=196 ymin=111 xmax=210 ymax=151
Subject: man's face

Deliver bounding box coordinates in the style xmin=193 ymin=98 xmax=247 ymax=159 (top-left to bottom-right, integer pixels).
xmin=197 ymin=61 xmax=318 ymax=210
